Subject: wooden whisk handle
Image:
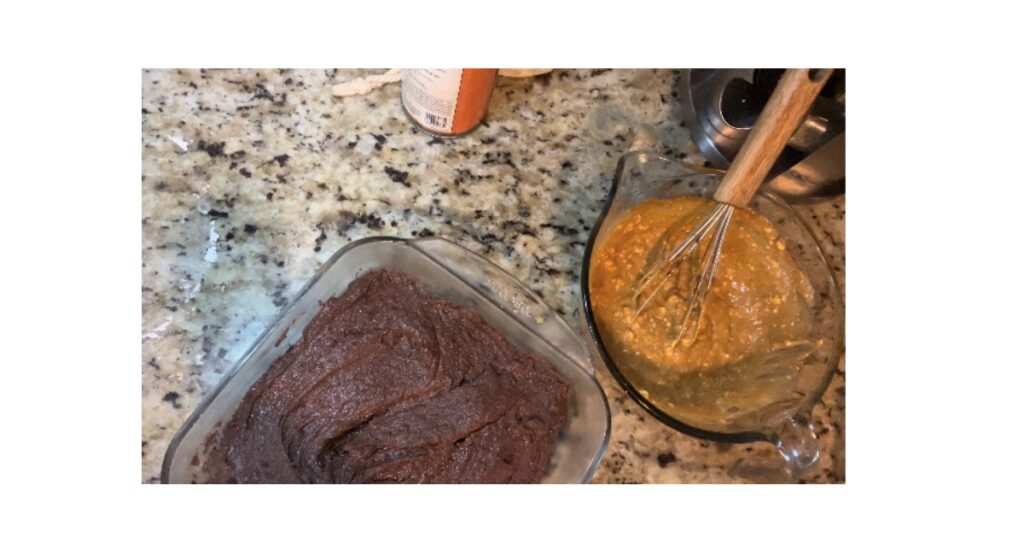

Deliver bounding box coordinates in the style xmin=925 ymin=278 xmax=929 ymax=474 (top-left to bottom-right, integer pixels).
xmin=714 ymin=68 xmax=833 ymax=207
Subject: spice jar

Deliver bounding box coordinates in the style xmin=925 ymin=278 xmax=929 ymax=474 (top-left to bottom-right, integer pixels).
xmin=401 ymin=69 xmax=497 ymax=137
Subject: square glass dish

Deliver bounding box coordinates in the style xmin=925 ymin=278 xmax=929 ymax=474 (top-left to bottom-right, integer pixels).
xmin=162 ymin=236 xmax=610 ymax=484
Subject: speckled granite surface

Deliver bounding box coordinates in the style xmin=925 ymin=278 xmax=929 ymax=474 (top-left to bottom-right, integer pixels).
xmin=141 ymin=69 xmax=845 ymax=484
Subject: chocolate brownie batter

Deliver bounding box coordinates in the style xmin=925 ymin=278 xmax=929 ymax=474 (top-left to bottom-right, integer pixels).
xmin=204 ymin=269 xmax=570 ymax=483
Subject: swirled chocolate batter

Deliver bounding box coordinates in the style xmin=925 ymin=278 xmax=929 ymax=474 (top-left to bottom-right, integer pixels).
xmin=203 ymin=269 xmax=570 ymax=483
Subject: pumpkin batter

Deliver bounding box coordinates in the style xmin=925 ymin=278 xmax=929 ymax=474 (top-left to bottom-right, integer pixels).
xmin=590 ymin=196 xmax=817 ymax=432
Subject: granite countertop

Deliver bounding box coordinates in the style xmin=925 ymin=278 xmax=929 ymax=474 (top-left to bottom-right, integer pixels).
xmin=141 ymin=68 xmax=845 ymax=484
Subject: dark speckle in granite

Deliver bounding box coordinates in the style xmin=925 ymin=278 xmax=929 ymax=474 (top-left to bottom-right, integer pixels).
xmin=251 ymin=84 xmax=277 ymax=102
xmin=313 ymin=228 xmax=327 ymax=253
xmin=162 ymin=391 xmax=182 ymax=409
xmin=384 ymin=165 xmax=411 ymax=187
xmin=358 ymin=212 xmax=384 ymax=230
xmin=482 ymin=151 xmax=517 ymax=169
xmin=197 ymin=140 xmax=225 ymax=158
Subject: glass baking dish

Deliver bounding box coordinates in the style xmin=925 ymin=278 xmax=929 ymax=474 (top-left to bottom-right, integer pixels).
xmin=162 ymin=236 xmax=610 ymax=484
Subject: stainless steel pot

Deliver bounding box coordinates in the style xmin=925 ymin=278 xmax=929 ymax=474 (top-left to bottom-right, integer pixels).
xmin=678 ymin=68 xmax=846 ymax=203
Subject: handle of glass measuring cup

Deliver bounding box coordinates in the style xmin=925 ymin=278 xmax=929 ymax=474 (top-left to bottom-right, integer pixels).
xmin=770 ymin=414 xmax=821 ymax=478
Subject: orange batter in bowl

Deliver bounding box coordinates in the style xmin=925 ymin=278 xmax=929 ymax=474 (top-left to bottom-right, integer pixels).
xmin=590 ymin=196 xmax=818 ymax=431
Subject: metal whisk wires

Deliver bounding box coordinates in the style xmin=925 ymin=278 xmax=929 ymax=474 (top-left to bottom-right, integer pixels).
xmin=632 ymin=203 xmax=734 ymax=347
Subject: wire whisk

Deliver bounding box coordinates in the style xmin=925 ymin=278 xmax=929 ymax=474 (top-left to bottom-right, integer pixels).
xmin=632 ymin=69 xmax=833 ymax=347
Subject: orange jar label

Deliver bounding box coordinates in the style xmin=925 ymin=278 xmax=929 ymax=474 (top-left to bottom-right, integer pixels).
xmin=402 ymin=69 xmax=497 ymax=136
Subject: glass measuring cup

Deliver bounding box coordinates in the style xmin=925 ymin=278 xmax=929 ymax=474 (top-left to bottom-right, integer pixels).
xmin=580 ymin=151 xmax=844 ymax=476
